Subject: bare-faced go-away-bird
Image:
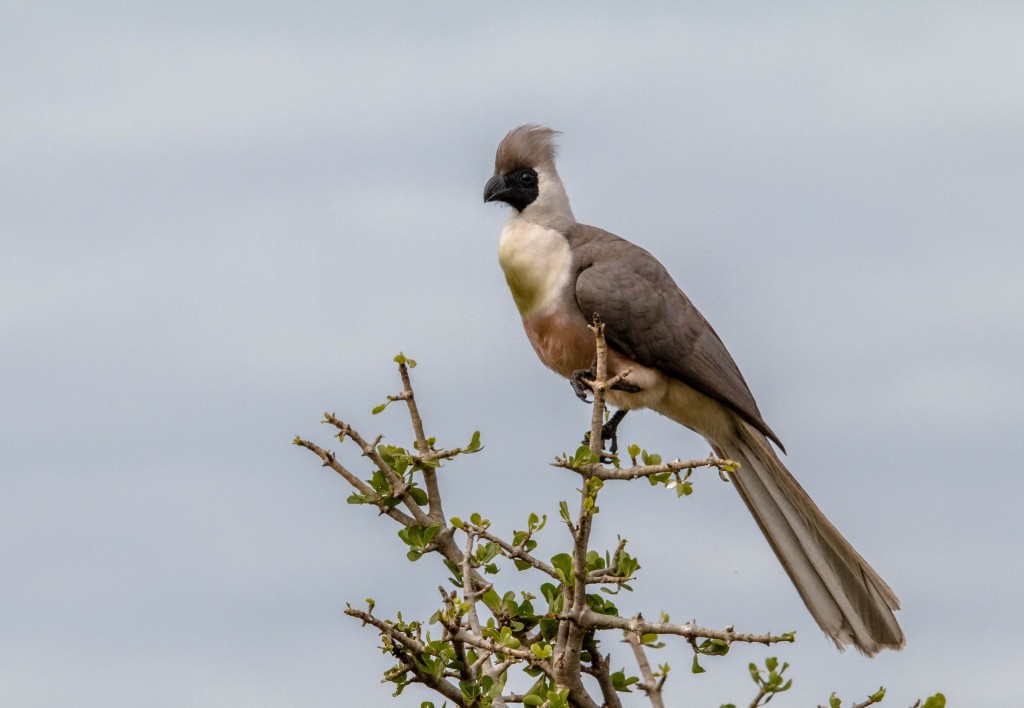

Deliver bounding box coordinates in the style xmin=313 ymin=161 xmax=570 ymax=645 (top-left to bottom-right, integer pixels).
xmin=482 ymin=124 xmax=904 ymax=656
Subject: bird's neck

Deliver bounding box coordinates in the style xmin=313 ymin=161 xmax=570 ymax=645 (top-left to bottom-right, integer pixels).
xmin=498 ymin=220 xmax=573 ymax=317
xmin=514 ymin=165 xmax=576 ymax=233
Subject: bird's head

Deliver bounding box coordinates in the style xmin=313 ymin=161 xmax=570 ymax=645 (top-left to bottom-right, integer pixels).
xmin=484 ymin=124 xmax=575 ymax=230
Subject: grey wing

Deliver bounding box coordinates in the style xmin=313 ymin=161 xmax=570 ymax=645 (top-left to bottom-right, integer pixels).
xmin=572 ymin=231 xmax=784 ymax=450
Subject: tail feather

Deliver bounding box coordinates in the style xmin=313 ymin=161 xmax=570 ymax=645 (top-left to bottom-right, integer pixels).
xmin=717 ymin=424 xmax=904 ymax=656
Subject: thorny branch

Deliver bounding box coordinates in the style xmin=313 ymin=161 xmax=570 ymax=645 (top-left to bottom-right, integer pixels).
xmin=293 ymin=332 xmax=917 ymax=707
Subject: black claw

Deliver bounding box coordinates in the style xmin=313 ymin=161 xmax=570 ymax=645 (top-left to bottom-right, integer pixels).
xmin=570 ymin=368 xmax=594 ymax=403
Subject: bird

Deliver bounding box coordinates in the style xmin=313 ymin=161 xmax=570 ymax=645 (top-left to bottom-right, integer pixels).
xmin=482 ymin=124 xmax=904 ymax=656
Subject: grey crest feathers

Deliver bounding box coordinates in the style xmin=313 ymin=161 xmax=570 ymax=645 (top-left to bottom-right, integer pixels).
xmin=495 ymin=124 xmax=561 ymax=174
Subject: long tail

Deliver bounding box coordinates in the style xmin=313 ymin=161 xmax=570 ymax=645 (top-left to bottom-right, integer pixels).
xmin=716 ymin=423 xmax=905 ymax=655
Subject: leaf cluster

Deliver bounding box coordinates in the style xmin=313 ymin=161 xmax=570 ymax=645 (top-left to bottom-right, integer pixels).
xmin=295 ymin=348 xmax=939 ymax=708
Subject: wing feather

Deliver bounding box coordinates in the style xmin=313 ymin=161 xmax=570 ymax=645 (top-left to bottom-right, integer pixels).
xmin=569 ymin=224 xmax=784 ymax=449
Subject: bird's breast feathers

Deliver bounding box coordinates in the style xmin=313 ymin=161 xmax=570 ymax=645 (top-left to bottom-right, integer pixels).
xmin=498 ymin=219 xmax=573 ymax=316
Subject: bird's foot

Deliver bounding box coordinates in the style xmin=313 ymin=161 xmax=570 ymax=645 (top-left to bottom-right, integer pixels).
xmin=581 ymin=409 xmax=629 ymax=461
xmin=611 ymin=380 xmax=641 ymax=394
xmin=570 ymin=368 xmax=642 ymax=403
xmin=601 ymin=409 xmax=628 ymax=455
xmin=570 ymin=368 xmax=595 ymax=403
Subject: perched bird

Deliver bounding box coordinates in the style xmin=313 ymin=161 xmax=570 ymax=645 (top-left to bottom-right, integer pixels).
xmin=483 ymin=125 xmax=904 ymax=655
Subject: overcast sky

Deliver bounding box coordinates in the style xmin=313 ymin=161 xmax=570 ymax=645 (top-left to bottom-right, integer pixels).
xmin=3 ymin=2 xmax=1022 ymax=706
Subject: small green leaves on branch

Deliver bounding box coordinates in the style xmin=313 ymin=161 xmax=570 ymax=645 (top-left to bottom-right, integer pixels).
xmin=398 ymin=522 xmax=442 ymax=561
xmin=296 ymin=344 xmax=930 ymax=707
xmin=554 ymin=450 xmax=737 ymax=491
xmin=392 ymin=352 xmax=417 ymax=368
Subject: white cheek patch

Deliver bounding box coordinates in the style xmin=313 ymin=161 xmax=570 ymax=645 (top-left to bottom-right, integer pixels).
xmin=517 ymin=165 xmax=575 ymax=232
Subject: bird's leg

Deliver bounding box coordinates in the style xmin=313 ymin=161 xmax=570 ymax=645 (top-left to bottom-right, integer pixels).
xmin=582 ymin=408 xmax=630 ymax=460
xmin=601 ymin=409 xmax=628 ymax=454
xmin=573 ymin=355 xmax=640 ymax=457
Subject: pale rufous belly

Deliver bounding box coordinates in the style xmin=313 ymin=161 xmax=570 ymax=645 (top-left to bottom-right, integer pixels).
xmin=522 ymin=307 xmax=739 ymax=444
xmin=521 ymin=309 xmax=595 ymax=378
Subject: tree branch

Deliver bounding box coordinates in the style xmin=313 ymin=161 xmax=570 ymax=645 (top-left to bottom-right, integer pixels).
xmin=581 ymin=611 xmax=794 ymax=647
xmin=554 ymin=456 xmax=738 ymax=481
xmin=344 ymin=607 xmax=466 ymax=706
xmin=463 ymin=523 xmax=559 ymax=580
xmin=624 ymin=632 xmax=666 ymax=708
xmin=396 ymin=360 xmax=446 ymax=522
xmin=292 ymin=437 xmax=416 ymax=527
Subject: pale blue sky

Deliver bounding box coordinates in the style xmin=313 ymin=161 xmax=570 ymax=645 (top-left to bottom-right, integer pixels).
xmin=3 ymin=2 xmax=1022 ymax=706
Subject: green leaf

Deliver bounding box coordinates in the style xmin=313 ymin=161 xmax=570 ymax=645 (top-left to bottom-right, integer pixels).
xmin=694 ymin=638 xmax=729 ymax=656
xmin=497 ymin=625 xmax=521 ymax=648
xmin=571 ymin=445 xmax=599 ymax=466
xmin=392 ymin=352 xmax=415 ymax=367
xmin=610 ymin=669 xmax=639 ymax=692
xmin=550 ymin=553 xmax=573 ymax=585
xmin=481 ymin=589 xmax=501 ymax=613
xmin=691 ymin=654 xmax=705 ymax=674
xmin=464 ymin=430 xmax=483 ymax=453
xmin=422 ymin=523 xmax=440 ymax=544
xmin=409 ymin=486 xmax=428 ymax=506
xmin=641 ymin=450 xmax=662 ymax=466
xmin=530 ymin=642 xmax=552 ymax=659
xmin=371 ymin=402 xmax=388 ymax=415
xmin=921 ymin=695 xmax=946 ymax=708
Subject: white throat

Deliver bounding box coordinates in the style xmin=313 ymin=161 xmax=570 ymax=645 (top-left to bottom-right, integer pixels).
xmin=498 ymin=221 xmax=572 ymax=317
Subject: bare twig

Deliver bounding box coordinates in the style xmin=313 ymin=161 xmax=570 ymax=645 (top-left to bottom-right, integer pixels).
xmin=292 ymin=438 xmax=417 ymax=527
xmin=587 ymin=645 xmax=624 ymax=708
xmin=396 ymin=360 xmax=446 ymax=521
xmin=624 ymin=632 xmax=666 ymax=708
xmin=322 ymin=412 xmax=431 ymax=525
xmin=848 ymin=690 xmax=886 ymax=708
xmin=463 ymin=523 xmax=559 ymax=580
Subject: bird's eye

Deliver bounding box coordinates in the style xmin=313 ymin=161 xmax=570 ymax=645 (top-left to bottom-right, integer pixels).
xmin=519 ymin=171 xmax=537 ymax=186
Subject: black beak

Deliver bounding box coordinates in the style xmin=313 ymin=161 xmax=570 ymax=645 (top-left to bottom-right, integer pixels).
xmin=483 ymin=174 xmax=509 ymax=203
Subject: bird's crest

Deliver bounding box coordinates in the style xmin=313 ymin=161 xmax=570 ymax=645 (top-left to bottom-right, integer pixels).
xmin=494 ymin=124 xmax=561 ymax=174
